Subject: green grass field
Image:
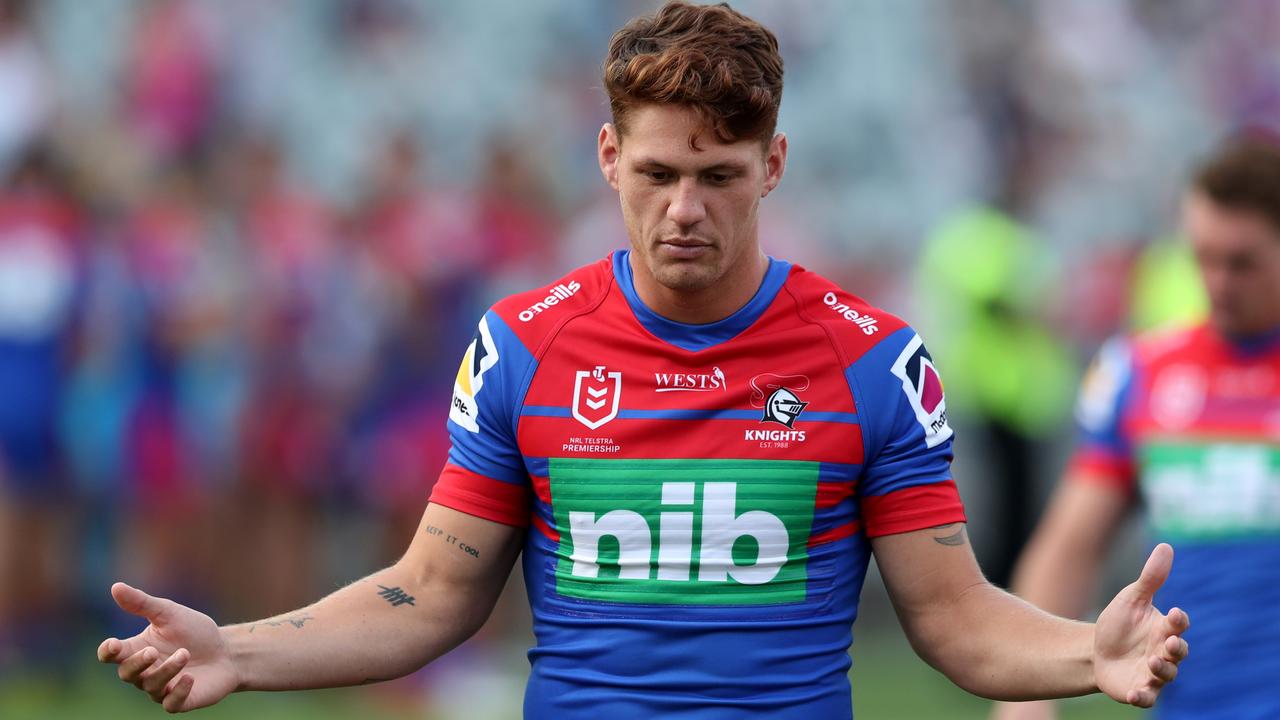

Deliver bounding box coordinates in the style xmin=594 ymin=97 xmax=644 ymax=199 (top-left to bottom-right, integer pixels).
xmin=0 ymin=628 xmax=1143 ymax=720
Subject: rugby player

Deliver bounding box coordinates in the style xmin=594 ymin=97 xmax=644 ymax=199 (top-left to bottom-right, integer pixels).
xmin=99 ymin=3 xmax=1190 ymax=716
xmin=994 ymin=134 xmax=1280 ymax=720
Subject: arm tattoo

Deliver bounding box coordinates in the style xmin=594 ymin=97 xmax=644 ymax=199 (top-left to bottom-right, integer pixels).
xmin=376 ymin=585 xmax=416 ymax=607
xmin=932 ymin=525 xmax=967 ymax=547
xmin=248 ymin=614 xmax=314 ymax=632
xmin=425 ymin=525 xmax=482 ymax=559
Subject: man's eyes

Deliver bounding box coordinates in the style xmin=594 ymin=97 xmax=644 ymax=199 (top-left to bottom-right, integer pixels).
xmin=638 ymin=170 xmax=734 ymax=185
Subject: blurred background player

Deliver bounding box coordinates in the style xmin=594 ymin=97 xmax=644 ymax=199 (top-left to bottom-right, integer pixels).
xmin=994 ymin=132 xmax=1280 ymax=719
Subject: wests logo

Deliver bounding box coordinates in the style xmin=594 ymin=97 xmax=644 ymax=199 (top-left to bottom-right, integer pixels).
xmin=890 ymin=334 xmax=952 ymax=448
xmin=655 ymin=367 xmax=727 ymax=393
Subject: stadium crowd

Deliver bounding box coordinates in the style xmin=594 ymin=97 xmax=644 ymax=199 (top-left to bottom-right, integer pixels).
xmin=0 ymin=0 xmax=1275 ymax=711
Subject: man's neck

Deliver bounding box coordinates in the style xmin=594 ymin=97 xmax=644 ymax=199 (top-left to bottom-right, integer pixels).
xmin=629 ymin=251 xmax=770 ymax=325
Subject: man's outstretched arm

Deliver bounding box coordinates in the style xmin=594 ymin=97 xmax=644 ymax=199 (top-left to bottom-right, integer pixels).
xmin=872 ymin=522 xmax=1188 ymax=707
xmin=97 ymin=503 xmax=523 ymax=713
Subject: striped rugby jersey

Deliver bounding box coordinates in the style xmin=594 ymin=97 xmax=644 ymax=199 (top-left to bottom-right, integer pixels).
xmin=1073 ymin=323 xmax=1280 ymax=720
xmin=431 ymin=251 xmax=965 ymax=719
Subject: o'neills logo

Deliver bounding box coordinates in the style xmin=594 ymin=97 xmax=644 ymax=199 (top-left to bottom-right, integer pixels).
xmin=519 ymin=281 xmax=582 ymax=322
xmin=822 ymin=292 xmax=879 ymax=335
xmin=655 ymin=367 xmax=727 ymax=392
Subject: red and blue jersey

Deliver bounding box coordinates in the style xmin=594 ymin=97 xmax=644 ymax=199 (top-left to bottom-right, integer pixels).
xmin=1073 ymin=323 xmax=1280 ymax=720
xmin=431 ymin=251 xmax=965 ymax=719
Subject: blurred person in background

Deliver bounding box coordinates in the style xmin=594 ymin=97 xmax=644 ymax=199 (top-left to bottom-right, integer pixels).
xmin=993 ymin=132 xmax=1280 ymax=720
xmin=222 ymin=130 xmax=344 ymax=619
xmin=113 ymin=150 xmax=230 ymax=623
xmin=96 ymin=3 xmax=1189 ymax=717
xmin=916 ymin=87 xmax=1076 ymax=588
xmin=0 ymin=0 xmax=54 ymax=181
xmin=0 ymin=142 xmax=84 ymax=675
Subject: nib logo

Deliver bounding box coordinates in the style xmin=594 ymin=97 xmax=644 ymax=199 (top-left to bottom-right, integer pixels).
xmin=549 ymin=458 xmax=820 ymax=605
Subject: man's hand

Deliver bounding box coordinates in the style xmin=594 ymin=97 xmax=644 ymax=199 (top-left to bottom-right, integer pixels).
xmin=1093 ymin=543 xmax=1190 ymax=708
xmin=97 ymin=582 xmax=239 ymax=713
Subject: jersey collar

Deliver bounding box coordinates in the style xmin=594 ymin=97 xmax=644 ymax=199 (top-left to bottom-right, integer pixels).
xmin=613 ymin=249 xmax=791 ymax=352
xmin=1219 ymin=322 xmax=1280 ymax=356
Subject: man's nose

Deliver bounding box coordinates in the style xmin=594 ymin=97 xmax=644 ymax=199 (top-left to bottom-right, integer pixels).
xmin=666 ymin=179 xmax=707 ymax=228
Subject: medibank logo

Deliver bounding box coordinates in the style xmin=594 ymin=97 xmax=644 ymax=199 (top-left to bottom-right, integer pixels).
xmin=549 ymin=458 xmax=818 ymax=605
xmin=519 ymin=281 xmax=582 ymax=322
xmin=823 ymin=292 xmax=879 ymax=335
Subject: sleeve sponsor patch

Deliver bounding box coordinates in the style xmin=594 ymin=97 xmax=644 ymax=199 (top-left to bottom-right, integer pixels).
xmin=450 ymin=315 xmax=499 ymax=433
xmin=889 ymin=333 xmax=953 ymax=448
xmin=1076 ymin=337 xmax=1131 ymax=435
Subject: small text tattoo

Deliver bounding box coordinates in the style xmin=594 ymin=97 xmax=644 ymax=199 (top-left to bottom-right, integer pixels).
xmin=425 ymin=525 xmax=481 ymax=559
xmin=248 ymin=614 xmax=314 ymax=632
xmin=377 ymin=585 xmax=416 ymax=607
xmin=932 ymin=527 xmax=967 ymax=547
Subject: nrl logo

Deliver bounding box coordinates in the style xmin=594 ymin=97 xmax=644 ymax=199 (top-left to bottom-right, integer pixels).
xmin=573 ymin=365 xmax=622 ymax=430
xmin=749 ymin=373 xmax=810 ymax=429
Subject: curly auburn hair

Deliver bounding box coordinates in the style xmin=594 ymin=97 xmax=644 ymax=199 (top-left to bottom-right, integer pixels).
xmin=603 ymin=1 xmax=783 ymax=148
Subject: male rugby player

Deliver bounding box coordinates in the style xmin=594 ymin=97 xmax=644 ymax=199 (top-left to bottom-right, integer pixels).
xmin=99 ymin=3 xmax=1189 ymax=717
xmin=995 ymin=134 xmax=1280 ymax=720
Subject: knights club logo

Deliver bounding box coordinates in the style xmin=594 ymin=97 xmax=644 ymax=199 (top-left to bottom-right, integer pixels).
xmin=573 ymin=365 xmax=622 ymax=430
xmin=750 ymin=373 xmax=810 ymax=428
xmin=890 ymin=334 xmax=952 ymax=448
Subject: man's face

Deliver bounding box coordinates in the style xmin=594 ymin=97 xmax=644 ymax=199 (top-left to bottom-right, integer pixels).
xmin=1183 ymin=190 xmax=1280 ymax=337
xmin=598 ymin=103 xmax=785 ymax=294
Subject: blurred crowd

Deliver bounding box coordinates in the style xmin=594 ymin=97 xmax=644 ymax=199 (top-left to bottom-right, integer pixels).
xmin=0 ymin=0 xmax=1273 ymax=704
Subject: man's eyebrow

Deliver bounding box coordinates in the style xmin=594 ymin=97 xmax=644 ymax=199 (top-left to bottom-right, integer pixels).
xmin=630 ymin=158 xmax=749 ymax=174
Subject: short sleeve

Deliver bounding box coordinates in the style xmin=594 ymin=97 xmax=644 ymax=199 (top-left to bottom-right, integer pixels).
xmin=429 ymin=311 xmax=534 ymax=527
xmin=848 ymin=327 xmax=966 ymax=538
xmin=1067 ymin=336 xmax=1137 ymax=493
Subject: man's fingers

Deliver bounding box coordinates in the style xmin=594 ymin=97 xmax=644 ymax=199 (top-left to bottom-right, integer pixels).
xmin=1164 ymin=607 xmax=1190 ymax=634
xmin=111 ymin=582 xmax=174 ymax=623
xmin=117 ymin=647 xmax=160 ymax=684
xmin=1163 ymin=635 xmax=1189 ymax=663
xmin=1149 ymin=655 xmax=1178 ymax=684
xmin=1126 ymin=687 xmax=1156 ymax=709
xmin=98 ymin=635 xmax=149 ymax=664
xmin=1130 ymin=543 xmax=1174 ymax=602
xmin=141 ymin=649 xmax=190 ymax=698
xmin=98 ymin=638 xmax=122 ymax=663
xmin=163 ymin=674 xmax=194 ymax=714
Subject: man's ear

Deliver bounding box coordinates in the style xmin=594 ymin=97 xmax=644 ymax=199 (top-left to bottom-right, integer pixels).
xmin=599 ymin=123 xmax=621 ymax=191
xmin=762 ymin=132 xmax=787 ymax=198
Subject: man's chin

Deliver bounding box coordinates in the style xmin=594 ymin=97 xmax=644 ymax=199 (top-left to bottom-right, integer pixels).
xmin=649 ymin=260 xmax=720 ymax=293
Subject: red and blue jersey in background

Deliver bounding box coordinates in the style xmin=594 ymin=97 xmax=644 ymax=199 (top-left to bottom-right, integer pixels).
xmin=1073 ymin=323 xmax=1280 ymax=720
xmin=430 ymin=251 xmax=965 ymax=719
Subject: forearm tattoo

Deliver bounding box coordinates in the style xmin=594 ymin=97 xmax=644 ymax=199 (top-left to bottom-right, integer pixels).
xmin=931 ymin=525 xmax=967 ymax=547
xmin=248 ymin=614 xmax=314 ymax=632
xmin=376 ymin=585 xmax=416 ymax=607
xmin=424 ymin=524 xmax=482 ymax=559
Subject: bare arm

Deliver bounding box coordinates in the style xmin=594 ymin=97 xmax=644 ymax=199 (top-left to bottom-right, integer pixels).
xmin=872 ymin=521 xmax=1188 ymax=705
xmin=98 ymin=503 xmax=523 ymax=712
xmin=227 ymin=503 xmax=522 ymax=689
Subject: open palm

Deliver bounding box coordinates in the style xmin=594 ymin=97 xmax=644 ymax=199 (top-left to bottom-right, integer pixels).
xmin=1092 ymin=544 xmax=1191 ymax=708
xmin=97 ymin=582 xmax=241 ymax=713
